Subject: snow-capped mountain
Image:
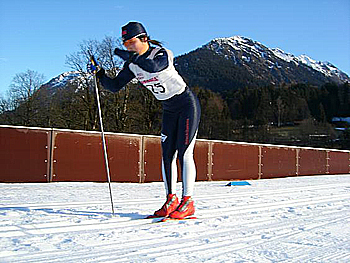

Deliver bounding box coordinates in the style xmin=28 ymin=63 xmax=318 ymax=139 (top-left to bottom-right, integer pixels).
xmin=206 ymin=36 xmax=349 ymax=82
xmin=46 ymin=71 xmax=83 ymax=88
xmin=42 ymin=71 xmax=93 ymax=93
xmin=175 ymin=36 xmax=349 ymax=91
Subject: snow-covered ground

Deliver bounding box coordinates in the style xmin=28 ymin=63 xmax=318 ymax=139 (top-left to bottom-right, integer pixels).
xmin=1 ymin=174 xmax=350 ymax=262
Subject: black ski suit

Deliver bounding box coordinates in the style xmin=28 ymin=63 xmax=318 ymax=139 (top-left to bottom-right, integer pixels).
xmin=97 ymin=46 xmax=201 ymax=196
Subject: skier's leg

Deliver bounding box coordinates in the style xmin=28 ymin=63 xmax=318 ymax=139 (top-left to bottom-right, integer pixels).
xmin=169 ymin=89 xmax=200 ymax=219
xmin=177 ymin=91 xmax=201 ymax=197
xmin=152 ymin=110 xmax=180 ymax=217
xmin=161 ymin=151 xmax=177 ymax=195
xmin=180 ymin=130 xmax=198 ymax=196
xmin=161 ymin=109 xmax=178 ymax=195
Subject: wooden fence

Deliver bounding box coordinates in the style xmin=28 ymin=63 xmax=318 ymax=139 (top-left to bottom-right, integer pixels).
xmin=1 ymin=125 xmax=349 ymax=183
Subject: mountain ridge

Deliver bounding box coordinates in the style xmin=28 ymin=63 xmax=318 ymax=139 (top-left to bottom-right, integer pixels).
xmin=206 ymin=36 xmax=348 ymax=81
xmin=174 ymin=35 xmax=349 ymax=92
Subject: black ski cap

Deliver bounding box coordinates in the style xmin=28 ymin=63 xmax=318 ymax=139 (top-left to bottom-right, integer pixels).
xmin=121 ymin=22 xmax=147 ymax=42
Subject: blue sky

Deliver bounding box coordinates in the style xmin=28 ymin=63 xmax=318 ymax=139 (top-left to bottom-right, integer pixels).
xmin=0 ymin=0 xmax=349 ymax=96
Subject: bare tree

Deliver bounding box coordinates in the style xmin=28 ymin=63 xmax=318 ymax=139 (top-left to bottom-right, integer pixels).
xmin=7 ymin=70 xmax=46 ymax=125
xmin=65 ymin=36 xmax=129 ymax=131
xmin=0 ymin=94 xmax=11 ymax=124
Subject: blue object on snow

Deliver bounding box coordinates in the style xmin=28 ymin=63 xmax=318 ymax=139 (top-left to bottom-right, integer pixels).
xmin=226 ymin=181 xmax=251 ymax=186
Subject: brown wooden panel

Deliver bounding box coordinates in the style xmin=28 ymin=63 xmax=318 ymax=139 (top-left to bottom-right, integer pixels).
xmin=0 ymin=126 xmax=49 ymax=182
xmin=194 ymin=140 xmax=210 ymax=181
xmin=212 ymin=143 xmax=259 ymax=180
xmin=261 ymin=147 xmax=297 ymax=179
xmin=52 ymin=131 xmax=141 ymax=182
xmin=328 ymin=151 xmax=350 ymax=174
xmin=105 ymin=133 xmax=141 ymax=182
xmin=299 ymin=149 xmax=327 ymax=175
xmin=143 ymin=136 xmax=162 ymax=182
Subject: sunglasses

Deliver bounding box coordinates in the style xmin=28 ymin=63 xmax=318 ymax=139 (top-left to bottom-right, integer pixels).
xmin=122 ymin=33 xmax=147 ymax=45
xmin=123 ymin=37 xmax=138 ymax=46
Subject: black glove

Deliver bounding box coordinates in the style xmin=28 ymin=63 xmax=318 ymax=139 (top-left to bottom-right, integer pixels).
xmin=114 ymin=48 xmax=137 ymax=62
xmin=87 ymin=62 xmax=98 ymax=73
xmin=129 ymin=53 xmax=139 ymax=64
xmin=87 ymin=54 xmax=99 ymax=74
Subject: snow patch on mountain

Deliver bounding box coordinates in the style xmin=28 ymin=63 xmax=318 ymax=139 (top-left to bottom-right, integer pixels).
xmin=44 ymin=71 xmax=92 ymax=90
xmin=204 ymin=36 xmax=349 ymax=82
xmin=271 ymin=48 xmax=298 ymax=64
xmin=297 ymin=55 xmax=341 ymax=77
xmin=42 ymin=69 xmax=136 ymax=94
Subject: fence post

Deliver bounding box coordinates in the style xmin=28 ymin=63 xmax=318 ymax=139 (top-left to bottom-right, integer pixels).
xmin=326 ymin=151 xmax=330 ymax=174
xmin=207 ymin=141 xmax=213 ymax=181
xmin=139 ymin=135 xmax=146 ymax=183
xmin=45 ymin=130 xmax=51 ymax=182
xmin=258 ymin=146 xmax=263 ymax=179
xmin=45 ymin=128 xmax=56 ymax=182
xmin=295 ymin=148 xmax=300 ymax=176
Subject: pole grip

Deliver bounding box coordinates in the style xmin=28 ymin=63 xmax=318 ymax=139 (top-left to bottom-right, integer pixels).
xmin=90 ymin=55 xmax=98 ymax=67
xmin=88 ymin=50 xmax=99 ymax=69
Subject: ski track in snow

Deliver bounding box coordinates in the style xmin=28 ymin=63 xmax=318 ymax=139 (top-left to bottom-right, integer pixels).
xmin=1 ymin=175 xmax=350 ymax=262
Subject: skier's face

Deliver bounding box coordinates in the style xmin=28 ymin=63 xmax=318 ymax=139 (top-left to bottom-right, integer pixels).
xmin=123 ymin=37 xmax=148 ymax=55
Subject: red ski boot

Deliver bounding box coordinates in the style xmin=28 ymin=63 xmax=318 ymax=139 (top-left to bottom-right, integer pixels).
xmin=153 ymin=194 xmax=179 ymax=217
xmin=169 ymin=196 xmax=195 ymax=219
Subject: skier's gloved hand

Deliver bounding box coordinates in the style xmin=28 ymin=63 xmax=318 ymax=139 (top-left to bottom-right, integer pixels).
xmin=87 ymin=62 xmax=98 ymax=74
xmin=88 ymin=54 xmax=100 ymax=74
xmin=114 ymin=48 xmax=137 ymax=62
xmin=129 ymin=53 xmax=139 ymax=64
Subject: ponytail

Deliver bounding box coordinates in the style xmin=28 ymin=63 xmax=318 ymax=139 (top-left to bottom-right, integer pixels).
xmin=148 ymin=39 xmax=163 ymax=47
xmin=138 ymin=35 xmax=163 ymax=47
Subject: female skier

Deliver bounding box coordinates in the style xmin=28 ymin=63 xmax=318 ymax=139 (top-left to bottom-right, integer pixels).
xmin=94 ymin=22 xmax=201 ymax=219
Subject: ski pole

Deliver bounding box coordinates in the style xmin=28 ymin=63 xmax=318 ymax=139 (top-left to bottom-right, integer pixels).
xmin=89 ymin=52 xmax=115 ymax=216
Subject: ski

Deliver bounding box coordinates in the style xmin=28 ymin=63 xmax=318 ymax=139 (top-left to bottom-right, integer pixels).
xmin=160 ymin=216 xmax=197 ymax=222
xmin=143 ymin=215 xmax=197 ymax=223
xmin=144 ymin=215 xmax=164 ymax=219
xmin=144 ymin=215 xmax=197 ymax=222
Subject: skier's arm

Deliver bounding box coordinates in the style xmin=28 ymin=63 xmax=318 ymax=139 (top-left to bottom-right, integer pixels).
xmin=132 ymin=48 xmax=169 ymax=73
xmin=96 ymin=65 xmax=135 ymax=93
